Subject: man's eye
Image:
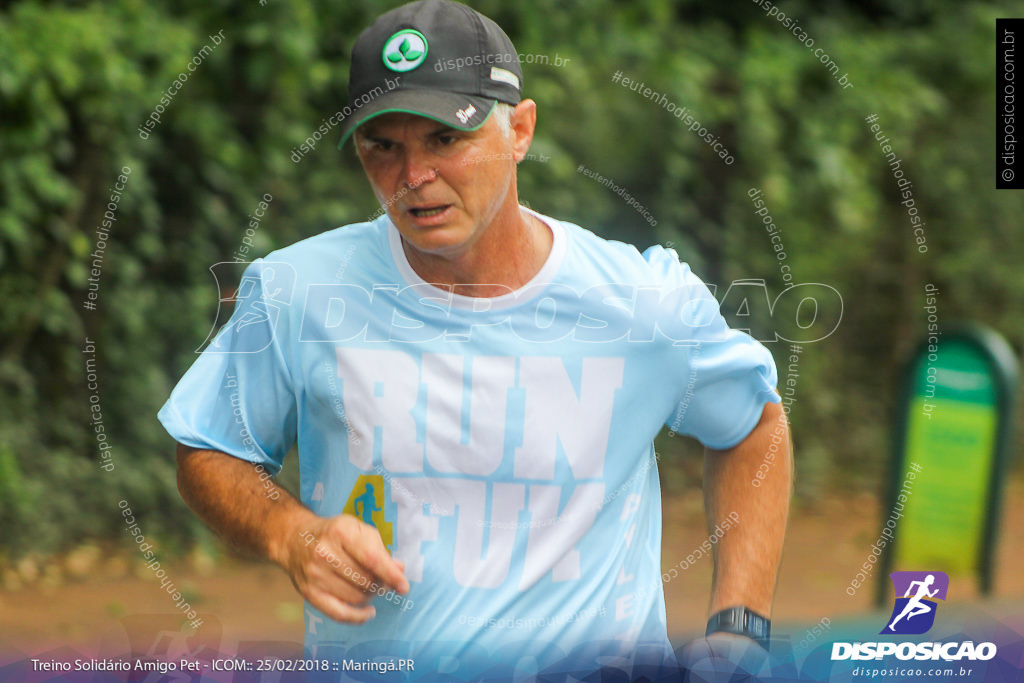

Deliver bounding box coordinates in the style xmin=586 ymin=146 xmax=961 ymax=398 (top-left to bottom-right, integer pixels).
xmin=374 ymin=140 xmax=395 ymax=151
xmin=437 ymin=134 xmax=457 ymax=145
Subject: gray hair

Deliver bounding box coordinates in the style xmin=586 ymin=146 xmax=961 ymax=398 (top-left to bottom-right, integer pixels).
xmin=491 ymin=101 xmax=515 ymax=139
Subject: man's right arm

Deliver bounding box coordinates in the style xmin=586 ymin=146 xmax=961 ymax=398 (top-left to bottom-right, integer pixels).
xmin=176 ymin=444 xmax=409 ymax=623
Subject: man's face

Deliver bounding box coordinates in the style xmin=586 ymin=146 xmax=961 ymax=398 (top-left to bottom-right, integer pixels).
xmin=354 ymin=101 xmax=534 ymax=261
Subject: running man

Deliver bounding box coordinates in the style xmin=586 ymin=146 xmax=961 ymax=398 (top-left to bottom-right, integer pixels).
xmin=160 ymin=0 xmax=792 ymax=677
xmin=352 ymin=483 xmax=380 ymax=527
xmin=888 ymin=574 xmax=939 ymax=631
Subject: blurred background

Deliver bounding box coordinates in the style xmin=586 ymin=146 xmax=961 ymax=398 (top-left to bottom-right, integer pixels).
xmin=1 ymin=0 xmax=1023 ymax=663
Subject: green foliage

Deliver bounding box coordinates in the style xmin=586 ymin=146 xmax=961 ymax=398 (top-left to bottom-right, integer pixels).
xmin=1 ymin=0 xmax=1021 ymax=556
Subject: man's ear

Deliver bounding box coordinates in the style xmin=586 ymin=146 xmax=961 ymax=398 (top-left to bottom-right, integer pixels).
xmin=510 ymin=99 xmax=537 ymax=163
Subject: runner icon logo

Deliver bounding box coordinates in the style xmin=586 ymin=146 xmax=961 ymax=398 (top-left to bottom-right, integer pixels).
xmin=880 ymin=570 xmax=949 ymax=635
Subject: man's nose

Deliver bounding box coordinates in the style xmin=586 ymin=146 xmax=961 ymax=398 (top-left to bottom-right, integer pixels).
xmin=402 ymin=147 xmax=438 ymax=189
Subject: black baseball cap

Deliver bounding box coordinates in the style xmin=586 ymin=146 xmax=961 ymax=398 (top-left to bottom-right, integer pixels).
xmin=337 ymin=0 xmax=523 ymax=147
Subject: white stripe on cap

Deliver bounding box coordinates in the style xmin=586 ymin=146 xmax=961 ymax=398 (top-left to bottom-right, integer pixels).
xmin=490 ymin=66 xmax=520 ymax=90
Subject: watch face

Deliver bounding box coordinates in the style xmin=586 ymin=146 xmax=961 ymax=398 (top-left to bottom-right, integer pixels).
xmin=709 ymin=607 xmax=770 ymax=639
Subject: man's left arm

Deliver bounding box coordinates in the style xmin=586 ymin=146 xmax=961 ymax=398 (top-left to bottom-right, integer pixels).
xmin=703 ymin=400 xmax=792 ymax=619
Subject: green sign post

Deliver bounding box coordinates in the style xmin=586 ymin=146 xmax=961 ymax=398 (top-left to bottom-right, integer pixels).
xmin=877 ymin=324 xmax=1018 ymax=604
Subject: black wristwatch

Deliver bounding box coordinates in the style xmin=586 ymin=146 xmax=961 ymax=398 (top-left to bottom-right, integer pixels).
xmin=705 ymin=606 xmax=772 ymax=650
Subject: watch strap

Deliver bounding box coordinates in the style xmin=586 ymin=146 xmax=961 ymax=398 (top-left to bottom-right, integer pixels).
xmin=705 ymin=606 xmax=772 ymax=650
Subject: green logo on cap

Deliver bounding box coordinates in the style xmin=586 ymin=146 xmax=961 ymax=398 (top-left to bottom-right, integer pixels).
xmin=382 ymin=29 xmax=428 ymax=72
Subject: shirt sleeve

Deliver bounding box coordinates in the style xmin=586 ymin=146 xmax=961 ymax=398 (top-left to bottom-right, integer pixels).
xmin=644 ymin=245 xmax=781 ymax=450
xmin=157 ymin=259 xmax=298 ymax=475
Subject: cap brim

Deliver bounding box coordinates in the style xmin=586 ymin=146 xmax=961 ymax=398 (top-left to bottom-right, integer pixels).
xmin=338 ymin=90 xmax=496 ymax=149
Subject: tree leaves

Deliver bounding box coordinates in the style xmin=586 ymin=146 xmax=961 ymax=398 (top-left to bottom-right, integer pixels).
xmin=0 ymin=0 xmax=1020 ymax=554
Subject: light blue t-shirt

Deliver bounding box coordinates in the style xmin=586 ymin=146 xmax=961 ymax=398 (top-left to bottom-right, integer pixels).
xmin=158 ymin=208 xmax=779 ymax=677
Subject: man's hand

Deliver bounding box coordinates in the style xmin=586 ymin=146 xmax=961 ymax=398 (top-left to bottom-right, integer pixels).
xmin=676 ymin=633 xmax=771 ymax=682
xmin=176 ymin=445 xmax=409 ymax=625
xmin=279 ymin=513 xmax=410 ymax=624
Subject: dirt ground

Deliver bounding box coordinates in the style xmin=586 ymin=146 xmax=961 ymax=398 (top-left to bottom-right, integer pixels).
xmin=2 ymin=480 xmax=1023 ymax=656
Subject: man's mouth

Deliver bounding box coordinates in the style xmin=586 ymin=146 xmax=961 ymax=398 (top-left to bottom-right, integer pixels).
xmin=408 ymin=205 xmax=450 ymax=218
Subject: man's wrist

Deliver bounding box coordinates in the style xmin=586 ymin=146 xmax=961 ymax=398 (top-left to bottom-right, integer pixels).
xmin=706 ymin=606 xmax=772 ymax=650
xmin=268 ymin=505 xmax=319 ymax=568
